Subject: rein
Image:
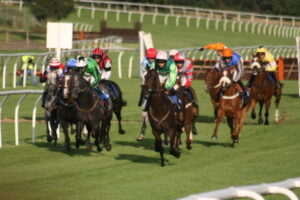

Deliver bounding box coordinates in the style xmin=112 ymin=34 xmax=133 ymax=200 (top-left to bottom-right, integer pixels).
xmin=222 ymin=92 xmax=240 ymax=99
xmin=149 ymin=106 xmax=170 ymax=127
xmin=76 ymin=94 xmax=100 ymax=113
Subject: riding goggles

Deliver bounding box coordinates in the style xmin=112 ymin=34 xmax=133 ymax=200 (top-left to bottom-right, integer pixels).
xmin=92 ymin=55 xmax=102 ymax=59
xmin=157 ymin=59 xmax=166 ymax=63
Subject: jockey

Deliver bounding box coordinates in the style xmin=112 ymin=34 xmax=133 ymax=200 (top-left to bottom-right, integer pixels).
xmin=75 ymin=56 xmax=110 ymax=101
xmin=138 ymin=48 xmax=157 ymax=107
xmin=247 ymin=46 xmax=282 ymax=90
xmin=154 ymin=51 xmax=182 ymax=112
xmin=173 ymin=52 xmax=197 ymax=106
xmin=40 ymin=57 xmax=64 ymax=107
xmin=215 ymin=48 xmax=250 ymax=106
xmin=17 ymin=55 xmax=38 ymax=86
xmin=91 ymin=48 xmax=112 ymax=80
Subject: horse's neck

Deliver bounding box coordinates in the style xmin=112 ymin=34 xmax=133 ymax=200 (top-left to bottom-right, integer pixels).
xmin=223 ymin=84 xmax=238 ymax=95
xmin=254 ymin=71 xmax=272 ymax=86
xmin=150 ymin=93 xmax=168 ymax=111
xmin=77 ymin=90 xmax=95 ymax=108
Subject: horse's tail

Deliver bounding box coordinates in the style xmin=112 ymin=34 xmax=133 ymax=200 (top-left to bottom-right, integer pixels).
xmin=122 ymin=99 xmax=127 ymax=107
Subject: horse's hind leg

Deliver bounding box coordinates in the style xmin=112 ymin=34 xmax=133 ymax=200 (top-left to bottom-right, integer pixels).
xmin=264 ymin=100 xmax=271 ymax=125
xmin=137 ymin=111 xmax=148 ymax=141
xmin=104 ymin=121 xmax=112 ymax=151
xmin=46 ymin=120 xmax=53 ymax=143
xmin=94 ymin=124 xmax=102 ymax=152
xmin=61 ymin=121 xmax=71 ymax=152
xmin=258 ymin=101 xmax=264 ymax=124
xmin=114 ymin=105 xmax=125 ymax=134
xmin=250 ymin=100 xmax=257 ymax=119
xmin=75 ymin=123 xmax=85 ymax=149
xmin=274 ymin=92 xmax=281 ymax=123
xmin=184 ymin=124 xmax=192 ymax=150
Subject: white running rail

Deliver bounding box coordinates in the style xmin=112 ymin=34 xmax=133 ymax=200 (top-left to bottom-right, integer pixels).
xmin=178 ymin=177 xmax=300 ymax=200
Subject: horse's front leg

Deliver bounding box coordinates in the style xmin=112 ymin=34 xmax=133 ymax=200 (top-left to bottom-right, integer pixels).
xmin=274 ymin=90 xmax=281 ymax=123
xmin=152 ymin=130 xmax=165 ymax=167
xmin=46 ymin=119 xmax=52 ymax=143
xmin=184 ymin=124 xmax=192 ymax=150
xmin=114 ymin=103 xmax=125 ymax=134
xmin=61 ymin=120 xmax=70 ymax=152
xmin=137 ymin=111 xmax=148 ymax=141
xmin=212 ymin=108 xmax=224 ymax=139
xmin=75 ymin=122 xmax=85 ymax=149
xmin=94 ymin=124 xmax=102 ymax=152
xmin=264 ymin=100 xmax=271 ymax=125
xmin=258 ymin=101 xmax=264 ymax=124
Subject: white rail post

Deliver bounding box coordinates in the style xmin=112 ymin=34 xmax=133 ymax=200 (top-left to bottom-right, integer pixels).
xmin=257 ymin=23 xmax=263 ymax=34
xmin=13 ymin=56 xmax=21 ymax=88
xmin=152 ymin=14 xmax=157 ymax=25
xmin=128 ymin=53 xmax=135 ymax=78
xmin=15 ymin=94 xmax=26 ymax=146
xmin=104 ymin=10 xmax=108 ymax=20
xmin=176 ymin=16 xmax=180 ymax=27
xmin=164 ymin=15 xmax=169 ymax=26
xmin=118 ymin=51 xmax=124 ymax=79
xmin=91 ymin=3 xmax=95 ymax=19
xmin=186 ymin=16 xmax=191 ymax=27
xmin=206 ymin=18 xmax=210 ymax=30
xmin=128 ymin=12 xmax=132 ymax=23
xmin=196 ymin=17 xmax=201 ymax=28
xmin=116 ymin=10 xmax=120 ymax=21
xmin=238 ymin=21 xmax=243 ymax=32
xmin=251 ymin=23 xmax=257 ymax=34
xmin=231 ymin=21 xmax=236 ymax=32
xmin=296 ymin=37 xmax=300 ymax=97
xmin=32 ymin=95 xmax=42 ymax=143
xmin=2 ymin=57 xmax=10 ymax=89
xmin=0 ymin=95 xmax=9 ymax=148
xmin=223 ymin=20 xmax=228 ymax=31
xmin=77 ymin=7 xmax=82 ymax=18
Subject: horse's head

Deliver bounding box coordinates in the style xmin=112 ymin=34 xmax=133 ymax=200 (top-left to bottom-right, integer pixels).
xmin=218 ymin=69 xmax=233 ymax=92
xmin=45 ymin=71 xmax=59 ymax=109
xmin=142 ymin=68 xmax=162 ymax=95
xmin=204 ymin=68 xmax=222 ymax=92
xmin=250 ymin=55 xmax=263 ymax=75
xmin=68 ymin=72 xmax=91 ymax=100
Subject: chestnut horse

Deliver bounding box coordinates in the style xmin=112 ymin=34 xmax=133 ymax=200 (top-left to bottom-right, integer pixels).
xmin=174 ymin=74 xmax=199 ymax=150
xmin=142 ymin=68 xmax=180 ymax=166
xmin=211 ymin=70 xmax=251 ymax=146
xmin=249 ymin=57 xmax=281 ymax=124
xmin=204 ymin=68 xmax=222 ymax=120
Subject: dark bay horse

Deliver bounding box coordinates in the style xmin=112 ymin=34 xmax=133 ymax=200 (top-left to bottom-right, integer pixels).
xmin=99 ymin=80 xmax=127 ymax=134
xmin=61 ymin=72 xmax=113 ymax=152
xmin=249 ymin=58 xmax=281 ymax=124
xmin=44 ymin=71 xmax=60 ymax=145
xmin=204 ymin=68 xmax=222 ymax=120
xmin=211 ymin=70 xmax=251 ymax=146
xmin=174 ymin=75 xmax=199 ymax=150
xmin=142 ymin=68 xmax=181 ymax=166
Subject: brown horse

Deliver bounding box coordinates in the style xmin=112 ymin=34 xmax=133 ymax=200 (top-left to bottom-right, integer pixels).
xmin=204 ymin=68 xmax=222 ymax=120
xmin=174 ymin=75 xmax=199 ymax=150
xmin=211 ymin=69 xmax=251 ymax=146
xmin=142 ymin=68 xmax=181 ymax=166
xmin=248 ymin=57 xmax=281 ymax=124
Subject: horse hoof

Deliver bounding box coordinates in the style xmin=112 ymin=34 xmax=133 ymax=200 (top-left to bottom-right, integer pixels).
xmin=105 ymin=144 xmax=112 ymax=151
xmin=47 ymin=136 xmax=53 ymax=143
xmin=211 ymin=136 xmax=217 ymax=140
xmin=264 ymin=121 xmax=269 ymax=125
xmin=136 ymin=135 xmax=144 ymax=141
xmin=251 ymin=113 xmax=256 ymax=119
xmin=119 ymin=129 xmax=126 ymax=135
xmin=258 ymin=119 xmax=264 ymax=124
xmin=54 ymin=139 xmax=57 ymax=146
xmin=186 ymin=145 xmax=192 ymax=150
xmin=97 ymin=146 xmax=103 ymax=152
xmin=75 ymin=143 xmax=80 ymax=149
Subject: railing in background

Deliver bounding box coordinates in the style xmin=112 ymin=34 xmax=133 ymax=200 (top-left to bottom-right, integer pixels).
xmin=178 ymin=177 xmax=300 ymax=200
xmin=0 ymin=47 xmax=139 ymax=89
xmin=0 ymin=90 xmax=43 ymax=148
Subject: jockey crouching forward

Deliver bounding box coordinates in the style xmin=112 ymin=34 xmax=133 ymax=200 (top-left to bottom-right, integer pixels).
xmin=174 ymin=52 xmax=198 ymax=107
xmin=40 ymin=58 xmax=64 ymax=108
xmin=247 ymin=46 xmax=282 ymax=93
xmin=75 ymin=56 xmax=111 ymax=109
xmin=215 ymin=48 xmax=250 ymax=107
xmin=154 ymin=51 xmax=182 ymax=112
xmin=91 ymin=48 xmax=118 ymax=101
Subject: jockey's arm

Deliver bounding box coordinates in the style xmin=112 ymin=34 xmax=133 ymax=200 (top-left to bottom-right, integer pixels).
xmin=185 ymin=63 xmax=193 ymax=87
xmin=263 ymin=52 xmax=277 ymax=72
xmin=165 ymin=63 xmax=177 ymax=90
xmin=230 ymin=60 xmax=244 ymax=83
xmin=91 ymin=68 xmax=101 ymax=87
xmin=101 ymin=60 xmax=112 ymax=80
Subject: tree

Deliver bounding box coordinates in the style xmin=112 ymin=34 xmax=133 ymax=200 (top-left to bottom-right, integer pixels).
xmin=24 ymin=0 xmax=74 ymax=22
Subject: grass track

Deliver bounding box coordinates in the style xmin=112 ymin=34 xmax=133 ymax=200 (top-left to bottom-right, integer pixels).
xmin=0 ymin=80 xmax=299 ymax=200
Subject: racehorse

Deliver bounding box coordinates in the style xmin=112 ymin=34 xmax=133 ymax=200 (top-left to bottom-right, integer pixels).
xmin=44 ymin=71 xmax=60 ymax=145
xmin=61 ymin=72 xmax=113 ymax=152
xmin=174 ymin=74 xmax=199 ymax=150
xmin=248 ymin=57 xmax=281 ymax=124
xmin=142 ymin=68 xmax=181 ymax=166
xmin=211 ymin=69 xmax=251 ymax=146
xmin=99 ymin=80 xmax=127 ymax=134
xmin=204 ymin=68 xmax=222 ymax=120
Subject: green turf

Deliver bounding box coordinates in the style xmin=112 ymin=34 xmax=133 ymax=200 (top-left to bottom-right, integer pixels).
xmin=0 ymin=79 xmax=299 ymax=200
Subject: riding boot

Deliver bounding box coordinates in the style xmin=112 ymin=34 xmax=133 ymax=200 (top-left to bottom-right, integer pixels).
xmin=246 ymin=74 xmax=255 ymax=88
xmin=237 ymin=80 xmax=250 ymax=107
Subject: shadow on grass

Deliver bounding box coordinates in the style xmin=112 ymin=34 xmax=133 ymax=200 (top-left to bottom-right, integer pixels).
xmin=195 ymin=115 xmax=216 ymax=123
xmin=115 ymin=154 xmax=168 ymax=166
xmin=282 ymin=93 xmax=299 ymax=98
xmin=194 ymin=140 xmax=232 ymax=148
xmin=25 ymin=136 xmax=101 ymax=157
xmin=114 ymin=138 xmax=154 ymax=151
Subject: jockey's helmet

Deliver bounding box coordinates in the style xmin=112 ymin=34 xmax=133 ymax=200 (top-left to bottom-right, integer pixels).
xmin=169 ymin=49 xmax=179 ymax=57
xmin=67 ymin=58 xmax=77 ymax=68
xmin=215 ymin=42 xmax=225 ymax=51
xmin=49 ymin=58 xmax=60 ymax=68
xmin=146 ymin=48 xmax=157 ymax=59
xmin=174 ymin=52 xmax=185 ymax=62
xmin=222 ymin=48 xmax=233 ymax=63
xmin=156 ymin=51 xmax=168 ymax=61
xmin=92 ymin=48 xmax=104 ymax=59
xmin=75 ymin=56 xmax=87 ymax=67
xmin=256 ymin=47 xmax=267 ymax=55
